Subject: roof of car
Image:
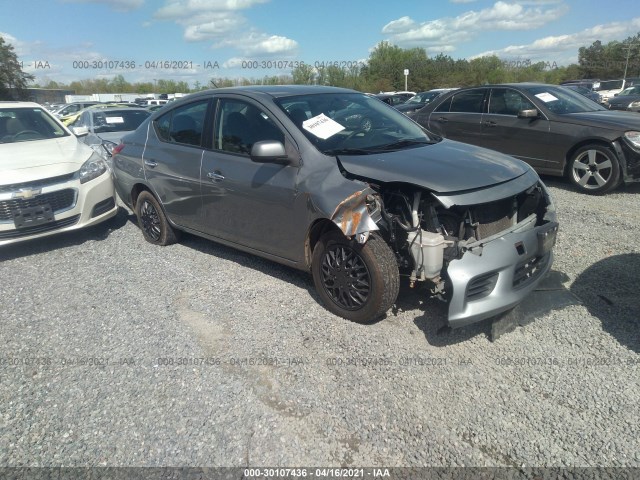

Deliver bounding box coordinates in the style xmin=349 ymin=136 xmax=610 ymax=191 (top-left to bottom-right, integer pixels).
xmin=0 ymin=101 xmax=42 ymax=108
xmin=189 ymin=85 xmax=357 ymax=99
xmin=88 ymin=107 xmax=149 ymax=113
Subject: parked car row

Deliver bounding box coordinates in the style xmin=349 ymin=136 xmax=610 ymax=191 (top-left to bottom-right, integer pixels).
xmin=408 ymin=83 xmax=640 ymax=194
xmin=3 ymin=81 xmax=639 ymax=331
xmin=0 ymin=102 xmax=118 ymax=247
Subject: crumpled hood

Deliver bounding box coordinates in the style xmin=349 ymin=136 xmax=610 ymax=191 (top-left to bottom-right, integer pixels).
xmin=337 ymin=139 xmax=531 ymax=193
xmin=0 ymin=136 xmax=93 ymax=185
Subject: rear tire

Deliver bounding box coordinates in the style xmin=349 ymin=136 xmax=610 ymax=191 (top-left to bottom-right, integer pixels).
xmin=311 ymin=231 xmax=399 ymax=323
xmin=569 ymin=145 xmax=621 ymax=194
xmin=135 ymin=191 xmax=180 ymax=246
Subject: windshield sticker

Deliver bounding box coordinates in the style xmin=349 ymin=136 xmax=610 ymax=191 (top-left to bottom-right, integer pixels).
xmin=535 ymin=92 xmax=558 ymax=103
xmin=302 ymin=113 xmax=345 ymax=139
xmin=105 ymin=116 xmax=125 ymax=124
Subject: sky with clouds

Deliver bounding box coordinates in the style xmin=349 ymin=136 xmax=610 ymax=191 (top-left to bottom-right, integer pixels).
xmin=1 ymin=0 xmax=638 ymax=87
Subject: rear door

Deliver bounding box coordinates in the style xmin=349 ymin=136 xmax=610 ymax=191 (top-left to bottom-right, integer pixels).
xmin=425 ymin=88 xmax=487 ymax=144
xmin=142 ymin=98 xmax=211 ymax=230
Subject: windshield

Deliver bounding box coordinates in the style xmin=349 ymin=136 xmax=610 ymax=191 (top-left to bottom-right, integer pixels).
xmin=92 ymin=110 xmax=150 ymax=133
xmin=0 ymin=107 xmax=68 ymax=144
xmin=523 ymin=85 xmax=607 ymax=114
xmin=619 ymin=86 xmax=640 ymax=96
xmin=407 ymin=91 xmax=441 ymax=104
xmin=275 ymin=92 xmax=437 ymax=155
xmin=595 ymin=80 xmax=623 ymax=91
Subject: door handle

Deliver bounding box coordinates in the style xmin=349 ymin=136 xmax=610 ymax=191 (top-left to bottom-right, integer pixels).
xmin=483 ymin=121 xmax=497 ymax=127
xmin=207 ymin=172 xmax=225 ymax=181
xmin=144 ymin=159 xmax=158 ymax=168
xmin=436 ymin=117 xmax=448 ymax=123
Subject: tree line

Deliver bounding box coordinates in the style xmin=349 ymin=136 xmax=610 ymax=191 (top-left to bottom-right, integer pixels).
xmin=2 ymin=32 xmax=639 ymax=100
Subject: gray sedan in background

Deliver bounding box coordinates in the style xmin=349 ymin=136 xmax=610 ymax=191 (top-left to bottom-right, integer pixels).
xmin=112 ymin=86 xmax=557 ymax=328
xmin=410 ymin=83 xmax=640 ymax=194
xmin=70 ymin=107 xmax=151 ymax=159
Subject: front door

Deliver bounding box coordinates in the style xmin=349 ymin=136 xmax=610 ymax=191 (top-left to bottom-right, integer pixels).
xmin=199 ymin=96 xmax=300 ymax=261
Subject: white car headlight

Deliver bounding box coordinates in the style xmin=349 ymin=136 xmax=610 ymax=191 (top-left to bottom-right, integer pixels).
xmin=79 ymin=153 xmax=108 ymax=184
xmin=624 ymin=131 xmax=640 ymax=149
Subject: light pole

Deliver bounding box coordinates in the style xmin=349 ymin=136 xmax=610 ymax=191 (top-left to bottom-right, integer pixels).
xmin=404 ymin=69 xmax=409 ymax=91
xmin=622 ymin=42 xmax=637 ymax=82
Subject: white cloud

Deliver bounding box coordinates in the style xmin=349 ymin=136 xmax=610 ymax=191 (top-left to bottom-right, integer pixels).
xmin=61 ymin=0 xmax=144 ymax=12
xmin=154 ymin=0 xmax=267 ymax=19
xmin=382 ymin=1 xmax=568 ymax=53
xmin=472 ymin=17 xmax=640 ymax=63
xmin=152 ymin=0 xmax=297 ymax=57
xmin=1 ymin=32 xmax=31 ymax=56
xmin=182 ymin=12 xmax=247 ymax=41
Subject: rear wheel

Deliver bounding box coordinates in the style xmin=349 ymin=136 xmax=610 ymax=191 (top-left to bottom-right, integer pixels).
xmin=311 ymin=231 xmax=399 ymax=323
xmin=569 ymin=145 xmax=621 ymax=194
xmin=135 ymin=191 xmax=180 ymax=246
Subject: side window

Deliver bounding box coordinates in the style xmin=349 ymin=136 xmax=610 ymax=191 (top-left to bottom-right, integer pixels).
xmin=69 ymin=111 xmax=87 ymax=128
xmin=214 ymin=99 xmax=284 ymax=155
xmin=450 ymin=90 xmax=485 ymax=113
xmin=434 ymin=96 xmax=452 ymax=113
xmin=489 ymin=89 xmax=535 ymax=115
xmin=155 ymin=111 xmax=171 ymax=141
xmin=154 ymin=99 xmax=209 ymax=147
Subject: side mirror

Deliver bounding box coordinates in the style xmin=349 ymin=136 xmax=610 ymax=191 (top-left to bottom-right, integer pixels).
xmin=250 ymin=140 xmax=289 ymax=164
xmin=518 ymin=109 xmax=539 ymax=119
xmin=614 ymin=93 xmax=619 ymax=97
xmin=72 ymin=126 xmax=89 ymax=137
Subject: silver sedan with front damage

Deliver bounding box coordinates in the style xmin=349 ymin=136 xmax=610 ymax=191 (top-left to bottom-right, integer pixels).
xmin=112 ymin=86 xmax=558 ymax=328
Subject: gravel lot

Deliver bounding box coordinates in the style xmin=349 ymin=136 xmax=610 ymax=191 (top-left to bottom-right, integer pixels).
xmin=1 ymin=178 xmax=639 ymax=468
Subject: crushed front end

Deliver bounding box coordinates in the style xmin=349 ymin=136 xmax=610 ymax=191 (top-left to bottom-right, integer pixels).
xmin=369 ymin=169 xmax=558 ymax=328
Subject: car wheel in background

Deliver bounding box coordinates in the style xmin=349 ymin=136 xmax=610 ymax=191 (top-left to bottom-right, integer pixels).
xmin=135 ymin=191 xmax=180 ymax=246
xmin=569 ymin=145 xmax=621 ymax=194
xmin=312 ymin=231 xmax=399 ymax=323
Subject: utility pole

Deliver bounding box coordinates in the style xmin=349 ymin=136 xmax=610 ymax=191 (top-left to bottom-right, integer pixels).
xmin=622 ymin=41 xmax=638 ymax=82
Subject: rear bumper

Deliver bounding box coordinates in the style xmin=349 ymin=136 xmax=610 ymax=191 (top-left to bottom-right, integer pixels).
xmin=446 ymin=221 xmax=555 ymax=328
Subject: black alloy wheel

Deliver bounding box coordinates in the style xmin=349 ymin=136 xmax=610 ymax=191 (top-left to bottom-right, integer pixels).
xmin=135 ymin=190 xmax=180 ymax=246
xmin=311 ymin=231 xmax=399 ymax=323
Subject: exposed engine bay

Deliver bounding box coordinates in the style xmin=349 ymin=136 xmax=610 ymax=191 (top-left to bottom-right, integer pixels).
xmin=355 ymin=181 xmax=554 ymax=296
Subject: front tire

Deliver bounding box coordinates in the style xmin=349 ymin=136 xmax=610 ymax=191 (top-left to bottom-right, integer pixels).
xmin=135 ymin=191 xmax=180 ymax=246
xmin=311 ymin=231 xmax=399 ymax=323
xmin=569 ymin=145 xmax=621 ymax=194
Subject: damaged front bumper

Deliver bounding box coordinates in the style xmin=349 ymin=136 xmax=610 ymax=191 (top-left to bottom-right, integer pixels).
xmin=446 ymin=218 xmax=557 ymax=328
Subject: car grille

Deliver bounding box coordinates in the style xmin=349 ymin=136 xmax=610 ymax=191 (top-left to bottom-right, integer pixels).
xmin=513 ymin=254 xmax=550 ymax=288
xmin=0 ymin=215 xmax=80 ymax=240
xmin=472 ymin=198 xmax=516 ymax=239
xmin=466 ymin=272 xmax=499 ymax=302
xmin=0 ymin=172 xmax=76 ymax=194
xmin=0 ymin=189 xmax=77 ymax=222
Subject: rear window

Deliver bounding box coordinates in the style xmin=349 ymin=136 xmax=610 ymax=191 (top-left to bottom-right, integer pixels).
xmin=0 ymin=107 xmax=68 ymax=144
xmin=92 ymin=110 xmax=150 ymax=133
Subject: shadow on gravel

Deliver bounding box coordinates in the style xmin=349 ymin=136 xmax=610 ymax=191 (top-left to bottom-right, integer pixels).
xmin=0 ymin=207 xmax=129 ymax=262
xmin=176 ymin=230 xmax=320 ymax=302
xmin=409 ymin=270 xmax=579 ymax=345
xmin=570 ymin=253 xmax=640 ymax=353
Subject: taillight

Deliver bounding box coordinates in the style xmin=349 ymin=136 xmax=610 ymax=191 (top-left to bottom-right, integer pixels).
xmin=112 ymin=143 xmax=125 ymax=155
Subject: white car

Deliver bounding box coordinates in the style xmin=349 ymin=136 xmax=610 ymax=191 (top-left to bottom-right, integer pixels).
xmin=0 ymin=102 xmax=118 ymax=246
